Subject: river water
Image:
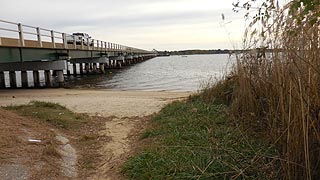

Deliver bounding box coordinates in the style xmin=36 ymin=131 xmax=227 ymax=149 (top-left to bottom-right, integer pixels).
xmin=67 ymin=54 xmax=235 ymax=92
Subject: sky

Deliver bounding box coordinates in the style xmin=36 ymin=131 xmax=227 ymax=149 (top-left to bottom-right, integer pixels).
xmin=0 ymin=0 xmax=249 ymax=51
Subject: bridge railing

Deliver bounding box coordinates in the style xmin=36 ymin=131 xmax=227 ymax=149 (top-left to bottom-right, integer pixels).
xmin=0 ymin=19 xmax=151 ymax=54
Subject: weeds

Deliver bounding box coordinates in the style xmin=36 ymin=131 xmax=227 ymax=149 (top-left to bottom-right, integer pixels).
xmin=227 ymin=1 xmax=320 ymax=179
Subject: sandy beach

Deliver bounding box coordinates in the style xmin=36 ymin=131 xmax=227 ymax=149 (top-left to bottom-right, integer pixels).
xmin=0 ymin=89 xmax=190 ymax=117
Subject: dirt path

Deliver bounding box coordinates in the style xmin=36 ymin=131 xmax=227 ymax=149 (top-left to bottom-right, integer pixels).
xmin=0 ymin=89 xmax=190 ymax=179
xmin=91 ymin=116 xmax=149 ymax=180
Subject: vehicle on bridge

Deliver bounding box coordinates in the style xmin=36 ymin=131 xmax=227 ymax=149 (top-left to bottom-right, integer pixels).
xmin=67 ymin=33 xmax=93 ymax=46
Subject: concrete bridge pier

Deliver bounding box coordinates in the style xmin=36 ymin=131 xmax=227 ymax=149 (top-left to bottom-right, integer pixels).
xmin=70 ymin=57 xmax=109 ymax=75
xmin=21 ymin=71 xmax=28 ymax=88
xmin=44 ymin=70 xmax=52 ymax=87
xmin=73 ymin=63 xmax=77 ymax=75
xmin=0 ymin=60 xmax=67 ymax=89
xmin=114 ymin=60 xmax=117 ymax=68
xmin=89 ymin=63 xmax=93 ymax=72
xmin=100 ymin=63 xmax=105 ymax=73
xmin=139 ymin=55 xmax=144 ymax=62
xmin=92 ymin=63 xmax=97 ymax=73
xmin=142 ymin=55 xmax=147 ymax=62
xmin=33 ymin=71 xmax=40 ymax=88
xmin=133 ymin=55 xmax=139 ymax=64
xmin=108 ymin=59 xmax=112 ymax=68
xmin=56 ymin=70 xmax=64 ymax=87
xmin=85 ymin=63 xmax=90 ymax=74
xmin=0 ymin=72 xmax=5 ymax=88
xmin=79 ymin=63 xmax=84 ymax=75
xmin=108 ymin=59 xmax=115 ymax=68
xmin=67 ymin=62 xmax=72 ymax=76
xmin=127 ymin=60 xmax=131 ymax=65
xmin=116 ymin=60 xmax=119 ymax=67
xmin=9 ymin=71 xmax=17 ymax=89
xmin=109 ymin=56 xmax=125 ymax=69
xmin=125 ymin=55 xmax=133 ymax=66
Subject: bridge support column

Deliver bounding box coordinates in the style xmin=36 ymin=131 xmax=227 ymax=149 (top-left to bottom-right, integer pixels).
xmin=67 ymin=62 xmax=71 ymax=76
xmin=108 ymin=59 xmax=112 ymax=68
xmin=85 ymin=63 xmax=90 ymax=74
xmin=73 ymin=63 xmax=77 ymax=75
xmin=21 ymin=71 xmax=28 ymax=88
xmin=9 ymin=71 xmax=17 ymax=88
xmin=100 ymin=63 xmax=105 ymax=73
xmin=44 ymin=70 xmax=52 ymax=87
xmin=79 ymin=63 xmax=84 ymax=75
xmin=69 ymin=57 xmax=109 ymax=74
xmin=56 ymin=70 xmax=64 ymax=87
xmin=93 ymin=63 xmax=97 ymax=73
xmin=0 ymin=60 xmax=67 ymax=88
xmin=33 ymin=71 xmax=40 ymax=88
xmin=0 ymin=72 xmax=5 ymax=88
xmin=89 ymin=63 xmax=92 ymax=72
xmin=116 ymin=61 xmax=122 ymax=68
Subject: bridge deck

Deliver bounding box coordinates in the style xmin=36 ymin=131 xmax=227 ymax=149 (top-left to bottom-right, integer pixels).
xmin=0 ymin=37 xmax=119 ymax=52
xmin=0 ymin=19 xmax=156 ymax=64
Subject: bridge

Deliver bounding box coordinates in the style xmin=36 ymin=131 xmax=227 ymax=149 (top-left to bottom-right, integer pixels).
xmin=0 ymin=19 xmax=157 ymax=88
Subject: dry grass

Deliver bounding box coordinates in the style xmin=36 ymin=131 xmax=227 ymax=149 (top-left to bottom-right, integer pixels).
xmin=3 ymin=102 xmax=110 ymax=179
xmin=225 ymin=2 xmax=320 ymax=179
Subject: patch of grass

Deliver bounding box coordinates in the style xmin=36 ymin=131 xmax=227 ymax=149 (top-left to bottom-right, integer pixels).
xmin=4 ymin=101 xmax=89 ymax=129
xmin=123 ymin=96 xmax=279 ymax=179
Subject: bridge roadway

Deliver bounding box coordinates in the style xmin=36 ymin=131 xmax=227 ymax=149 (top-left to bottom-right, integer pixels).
xmin=0 ymin=19 xmax=157 ymax=88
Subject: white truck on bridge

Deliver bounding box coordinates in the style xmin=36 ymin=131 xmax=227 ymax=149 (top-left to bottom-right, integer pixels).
xmin=66 ymin=33 xmax=93 ymax=46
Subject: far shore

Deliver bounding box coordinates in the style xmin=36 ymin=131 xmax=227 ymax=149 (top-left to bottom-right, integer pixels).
xmin=0 ymin=89 xmax=191 ymax=117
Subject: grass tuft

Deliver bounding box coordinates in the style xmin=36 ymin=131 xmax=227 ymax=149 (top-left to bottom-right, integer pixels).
xmin=4 ymin=101 xmax=89 ymax=129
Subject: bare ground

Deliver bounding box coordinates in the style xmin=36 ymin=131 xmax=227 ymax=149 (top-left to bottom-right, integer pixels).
xmin=0 ymin=108 xmax=69 ymax=179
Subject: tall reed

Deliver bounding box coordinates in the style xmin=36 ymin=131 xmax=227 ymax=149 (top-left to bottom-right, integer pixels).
xmin=227 ymin=1 xmax=319 ymax=179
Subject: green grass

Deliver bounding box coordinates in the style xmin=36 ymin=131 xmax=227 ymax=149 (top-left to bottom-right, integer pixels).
xmin=4 ymin=101 xmax=89 ymax=129
xmin=123 ymin=96 xmax=279 ymax=180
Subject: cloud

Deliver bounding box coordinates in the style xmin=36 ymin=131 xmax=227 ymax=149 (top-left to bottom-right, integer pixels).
xmin=0 ymin=0 xmax=246 ymax=50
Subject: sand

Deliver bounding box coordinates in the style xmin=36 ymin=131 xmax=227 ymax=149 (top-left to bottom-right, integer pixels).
xmin=0 ymin=89 xmax=190 ymax=117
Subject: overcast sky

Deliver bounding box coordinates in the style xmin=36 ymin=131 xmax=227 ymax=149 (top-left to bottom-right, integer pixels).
xmin=0 ymin=0 xmax=249 ymax=51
